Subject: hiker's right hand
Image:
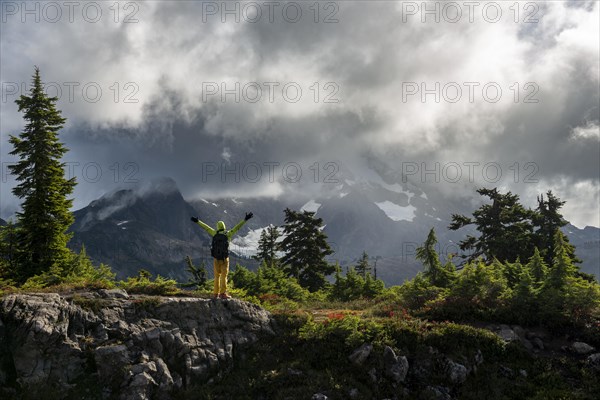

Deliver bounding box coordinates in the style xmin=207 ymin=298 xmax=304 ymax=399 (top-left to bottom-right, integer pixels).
xmin=190 ymin=216 xmax=199 ymax=223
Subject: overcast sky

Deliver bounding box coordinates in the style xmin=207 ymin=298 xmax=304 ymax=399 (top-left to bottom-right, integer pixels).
xmin=1 ymin=0 xmax=599 ymax=227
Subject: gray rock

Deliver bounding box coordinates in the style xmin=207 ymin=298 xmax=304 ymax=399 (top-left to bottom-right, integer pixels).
xmin=368 ymin=367 xmax=378 ymax=383
xmin=348 ymin=343 xmax=373 ymax=366
xmin=499 ymin=365 xmax=513 ymax=378
xmin=572 ymin=342 xmax=596 ymax=355
xmin=446 ymin=360 xmax=468 ymax=384
xmin=383 ymin=346 xmax=409 ymax=383
xmin=312 ymin=394 xmax=328 ymax=400
xmin=587 ymin=353 xmax=600 ymax=370
xmin=519 ymin=369 xmax=528 ymax=378
xmin=512 ymin=325 xmax=525 ymax=338
xmin=155 ymin=357 xmax=174 ymax=389
xmin=520 ymin=337 xmax=534 ymax=352
xmin=348 ymin=388 xmax=359 ymax=399
xmin=498 ymin=325 xmax=517 ymax=342
xmin=99 ymin=289 xmax=130 ymax=299
xmin=421 ymin=385 xmax=452 ymax=400
xmin=532 ymin=337 xmax=544 ymax=350
xmin=474 ymin=349 xmax=484 ymax=366
xmin=0 ymin=293 xmax=274 ymax=399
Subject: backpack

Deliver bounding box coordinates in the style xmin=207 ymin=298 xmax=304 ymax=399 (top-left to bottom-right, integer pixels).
xmin=211 ymin=232 xmax=229 ymax=260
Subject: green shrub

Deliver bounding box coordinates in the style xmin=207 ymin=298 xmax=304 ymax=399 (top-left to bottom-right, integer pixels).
xmin=231 ymin=264 xmax=310 ymax=302
xmin=299 ymin=313 xmax=387 ymax=348
xmin=118 ymin=269 xmax=179 ymax=295
xmin=20 ymin=246 xmax=116 ymax=291
xmin=398 ymin=273 xmax=448 ymax=310
xmin=423 ymin=322 xmax=506 ymax=359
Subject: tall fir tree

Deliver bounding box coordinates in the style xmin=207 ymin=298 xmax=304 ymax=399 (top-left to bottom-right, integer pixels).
xmin=279 ymin=208 xmax=334 ymax=291
xmin=354 ymin=251 xmax=371 ymax=278
xmin=253 ymin=225 xmax=280 ymax=268
xmin=449 ymin=187 xmax=535 ymax=264
xmin=8 ymin=67 xmax=76 ymax=282
xmin=526 ymin=247 xmax=548 ymax=285
xmin=544 ymin=230 xmax=577 ymax=290
xmin=533 ymin=191 xmax=580 ymax=265
xmin=415 ymin=228 xmax=448 ymax=286
xmin=511 ymin=267 xmax=538 ymax=320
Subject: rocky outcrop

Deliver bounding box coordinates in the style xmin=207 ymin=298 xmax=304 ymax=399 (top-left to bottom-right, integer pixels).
xmin=572 ymin=342 xmax=596 ymax=355
xmin=383 ymin=346 xmax=409 ymax=383
xmin=0 ymin=292 xmax=274 ymax=399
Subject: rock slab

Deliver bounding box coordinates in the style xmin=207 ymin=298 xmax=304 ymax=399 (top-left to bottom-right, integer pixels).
xmin=0 ymin=292 xmax=274 ymax=399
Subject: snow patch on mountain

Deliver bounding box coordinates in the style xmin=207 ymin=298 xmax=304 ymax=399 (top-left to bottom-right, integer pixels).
xmin=301 ymin=200 xmax=321 ymax=213
xmin=230 ymin=227 xmax=265 ymax=258
xmin=375 ymin=201 xmax=416 ymax=222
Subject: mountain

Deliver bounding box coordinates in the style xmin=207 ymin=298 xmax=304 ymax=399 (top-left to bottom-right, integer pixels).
xmin=0 ymin=218 xmax=6 ymax=227
xmin=69 ymin=177 xmax=259 ymax=280
xmin=68 ymin=176 xmax=600 ymax=283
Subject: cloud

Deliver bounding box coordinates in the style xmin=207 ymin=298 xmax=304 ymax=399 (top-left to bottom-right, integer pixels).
xmin=1 ymin=1 xmax=598 ymax=228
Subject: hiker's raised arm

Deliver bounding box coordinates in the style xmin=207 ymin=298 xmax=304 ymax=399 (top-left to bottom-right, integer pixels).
xmin=190 ymin=216 xmax=216 ymax=236
xmin=227 ymin=212 xmax=253 ymax=239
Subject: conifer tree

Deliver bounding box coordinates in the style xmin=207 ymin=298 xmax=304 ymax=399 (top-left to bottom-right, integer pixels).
xmin=449 ymin=188 xmax=534 ymax=264
xmin=442 ymin=254 xmax=458 ymax=286
xmin=8 ymin=67 xmax=76 ymax=282
xmin=183 ymin=255 xmax=207 ymax=289
xmin=511 ymin=267 xmax=537 ymax=320
xmin=253 ymin=225 xmax=280 ymax=268
xmin=354 ymin=251 xmax=371 ymax=278
xmin=545 ymin=230 xmax=577 ymax=290
xmin=533 ymin=191 xmax=580 ymax=265
xmin=416 ymin=228 xmax=446 ymax=286
xmin=279 ymin=208 xmax=334 ymax=291
xmin=526 ymin=247 xmax=548 ymax=285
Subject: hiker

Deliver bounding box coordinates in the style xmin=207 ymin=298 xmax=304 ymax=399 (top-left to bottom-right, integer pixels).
xmin=190 ymin=212 xmax=253 ymax=299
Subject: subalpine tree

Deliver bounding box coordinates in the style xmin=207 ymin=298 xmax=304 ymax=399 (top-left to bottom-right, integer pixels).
xmin=253 ymin=225 xmax=280 ymax=268
xmin=8 ymin=67 xmax=76 ymax=282
xmin=533 ymin=191 xmax=580 ymax=265
xmin=526 ymin=247 xmax=548 ymax=285
xmin=545 ymin=230 xmax=577 ymax=290
xmin=279 ymin=208 xmax=334 ymax=291
xmin=416 ymin=228 xmax=446 ymax=286
xmin=354 ymin=251 xmax=372 ymax=278
xmin=512 ymin=267 xmax=538 ymax=321
xmin=449 ymin=188 xmax=535 ymax=264
xmin=182 ymin=255 xmax=207 ymax=289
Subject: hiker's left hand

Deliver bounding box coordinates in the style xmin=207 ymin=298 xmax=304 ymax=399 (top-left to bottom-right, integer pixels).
xmin=245 ymin=212 xmax=253 ymax=221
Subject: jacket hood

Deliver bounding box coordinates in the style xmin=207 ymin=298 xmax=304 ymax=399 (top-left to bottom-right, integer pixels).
xmin=216 ymin=221 xmax=226 ymax=231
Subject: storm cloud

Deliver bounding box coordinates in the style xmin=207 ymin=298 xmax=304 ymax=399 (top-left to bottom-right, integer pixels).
xmin=1 ymin=0 xmax=598 ymax=226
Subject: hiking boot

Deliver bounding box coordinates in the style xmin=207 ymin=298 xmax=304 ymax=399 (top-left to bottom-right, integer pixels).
xmin=213 ymin=294 xmax=220 ymax=299
xmin=219 ymin=293 xmax=231 ymax=299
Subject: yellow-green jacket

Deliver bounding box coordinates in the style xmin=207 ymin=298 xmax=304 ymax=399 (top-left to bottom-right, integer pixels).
xmin=193 ymin=218 xmax=247 ymax=240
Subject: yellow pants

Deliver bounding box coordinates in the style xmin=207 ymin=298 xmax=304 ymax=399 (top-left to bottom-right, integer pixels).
xmin=213 ymin=257 xmax=229 ymax=295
